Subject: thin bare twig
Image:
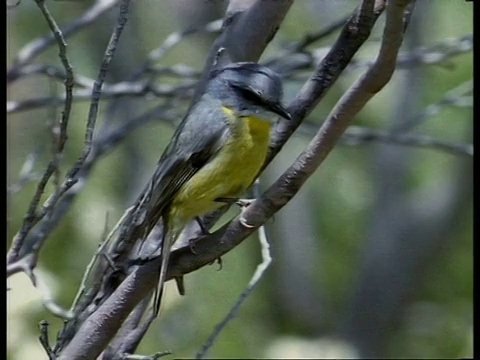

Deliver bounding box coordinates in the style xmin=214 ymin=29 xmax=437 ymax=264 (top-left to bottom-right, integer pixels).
xmin=8 ymin=0 xmax=131 ymax=275
xmin=95 ymin=19 xmax=221 ymax=134
xmin=341 ymin=33 xmax=473 ymax=72
xmin=396 ymin=79 xmax=472 ymax=132
xmin=343 ymin=126 xmax=473 ymax=157
xmin=241 ymin=0 xmax=414 ymax=229
xmin=8 ymin=0 xmax=75 ymax=263
xmin=129 ymin=19 xmax=223 ymax=81
xmin=7 ymin=0 xmax=120 ymax=82
xmin=8 ymin=64 xmax=96 ymax=87
xmin=26 ymin=270 xmax=73 ymax=319
xmin=196 ymin=184 xmax=272 ymax=359
xmin=39 ymin=320 xmax=56 ymax=360
xmin=7 ymin=82 xmax=193 ymax=114
xmin=395 ymin=33 xmax=472 ymax=68
xmin=267 ymin=0 xmax=386 ymax=162
xmin=269 ymin=32 xmax=472 ymax=79
xmin=289 ymin=14 xmax=352 ymax=53
xmin=7 ymin=149 xmax=42 ymax=194
xmin=123 ymin=351 xmax=172 ymax=360
xmin=297 ymin=123 xmax=474 ymax=158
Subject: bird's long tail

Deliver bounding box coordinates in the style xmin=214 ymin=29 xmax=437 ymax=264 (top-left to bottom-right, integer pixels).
xmin=153 ymin=226 xmax=173 ymax=317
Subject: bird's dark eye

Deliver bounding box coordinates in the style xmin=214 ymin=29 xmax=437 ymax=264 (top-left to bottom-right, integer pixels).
xmin=231 ymin=84 xmax=265 ymax=106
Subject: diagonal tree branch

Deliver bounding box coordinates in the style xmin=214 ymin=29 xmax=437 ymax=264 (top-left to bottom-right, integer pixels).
xmin=267 ymin=0 xmax=386 ymax=163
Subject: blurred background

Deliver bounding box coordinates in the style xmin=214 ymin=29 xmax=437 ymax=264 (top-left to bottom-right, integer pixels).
xmin=7 ymin=0 xmax=472 ymax=359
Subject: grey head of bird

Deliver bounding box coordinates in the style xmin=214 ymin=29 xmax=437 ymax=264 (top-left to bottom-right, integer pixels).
xmin=205 ymin=62 xmax=291 ymax=121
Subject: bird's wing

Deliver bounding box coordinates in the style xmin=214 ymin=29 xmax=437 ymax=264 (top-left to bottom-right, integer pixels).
xmin=141 ymin=95 xmax=231 ymax=234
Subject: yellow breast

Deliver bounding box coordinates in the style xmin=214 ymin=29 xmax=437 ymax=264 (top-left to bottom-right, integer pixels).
xmin=170 ymin=107 xmax=271 ymax=225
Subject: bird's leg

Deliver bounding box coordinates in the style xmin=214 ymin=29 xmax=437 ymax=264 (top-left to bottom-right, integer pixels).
xmin=187 ymin=217 xmax=210 ymax=255
xmin=195 ymin=216 xmax=210 ymax=235
xmin=211 ymin=256 xmax=223 ymax=270
xmin=191 ymin=212 xmax=227 ymax=271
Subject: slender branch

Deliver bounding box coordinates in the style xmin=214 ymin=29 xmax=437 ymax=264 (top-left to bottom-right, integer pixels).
xmin=7 ymin=149 xmax=42 ymax=195
xmin=71 ymin=0 xmax=129 ymax=171
xmin=396 ymin=79 xmax=472 ymax=132
xmin=342 ymin=127 xmax=473 ymax=157
xmin=344 ymin=128 xmax=473 ymax=158
xmin=7 ymin=82 xmax=193 ymax=114
xmin=395 ymin=33 xmax=472 ymax=68
xmin=8 ymin=64 xmax=96 ymax=87
xmin=129 ymin=19 xmax=223 ymax=80
xmin=196 ymin=205 xmax=272 ymax=359
xmin=7 ymin=0 xmax=120 ymax=82
xmin=10 ymin=32 xmax=471 ymax=115
xmin=242 ymin=0 xmax=413 ymax=228
xmin=8 ymin=0 xmax=75 ymax=262
xmin=342 ymin=33 xmax=473 ymax=72
xmin=123 ymin=351 xmax=172 ymax=360
xmin=268 ymin=32 xmax=472 ymax=80
xmin=7 ymin=0 xmax=132 ymax=271
xmin=70 ymin=213 xmax=111 ymax=312
xmin=289 ymin=14 xmax=352 ymax=53
xmin=27 ymin=270 xmax=73 ymax=319
xmin=267 ymin=0 xmax=386 ymax=163
xmin=296 ymin=123 xmax=474 ymax=158
xmin=39 ymin=320 xmax=56 ymax=360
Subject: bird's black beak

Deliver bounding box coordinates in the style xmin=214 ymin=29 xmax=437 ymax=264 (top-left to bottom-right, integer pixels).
xmin=269 ymin=102 xmax=291 ymax=120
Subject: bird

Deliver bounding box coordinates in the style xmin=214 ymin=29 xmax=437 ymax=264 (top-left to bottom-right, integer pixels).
xmin=132 ymin=62 xmax=291 ymax=316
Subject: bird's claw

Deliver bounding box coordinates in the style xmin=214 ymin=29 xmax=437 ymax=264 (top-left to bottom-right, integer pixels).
xmin=188 ymin=238 xmax=198 ymax=254
xmin=209 ymin=257 xmax=223 ymax=270
xmin=239 ymin=215 xmax=256 ymax=228
xmin=238 ymin=198 xmax=256 ymax=228
xmin=235 ymin=198 xmax=255 ymax=208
